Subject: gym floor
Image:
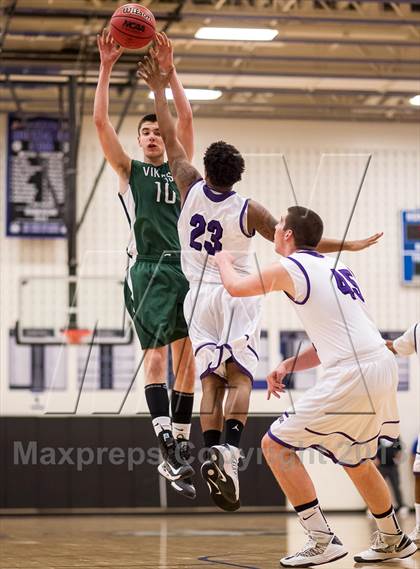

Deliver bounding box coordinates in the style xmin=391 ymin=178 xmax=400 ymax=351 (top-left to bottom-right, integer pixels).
xmin=1 ymin=512 xmax=418 ymax=568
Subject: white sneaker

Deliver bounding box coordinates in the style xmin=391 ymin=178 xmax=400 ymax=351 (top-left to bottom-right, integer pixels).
xmin=354 ymin=530 xmax=417 ymax=562
xmin=206 ymin=444 xmax=241 ymax=503
xmin=408 ymin=526 xmax=420 ymax=547
xmin=280 ymin=531 xmax=347 ymax=567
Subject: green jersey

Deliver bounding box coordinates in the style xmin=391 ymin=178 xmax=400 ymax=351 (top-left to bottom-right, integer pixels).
xmin=120 ymin=159 xmax=182 ymax=258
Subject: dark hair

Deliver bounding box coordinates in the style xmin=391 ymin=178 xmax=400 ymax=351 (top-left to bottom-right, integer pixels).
xmin=138 ymin=113 xmax=157 ymax=135
xmin=284 ymin=206 xmax=324 ymax=248
xmin=203 ymin=141 xmax=245 ymax=189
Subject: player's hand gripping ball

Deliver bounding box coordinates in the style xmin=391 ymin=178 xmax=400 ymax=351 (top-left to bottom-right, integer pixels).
xmin=110 ymin=3 xmax=156 ymax=49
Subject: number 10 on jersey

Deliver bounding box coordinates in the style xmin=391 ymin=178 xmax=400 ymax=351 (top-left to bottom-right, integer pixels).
xmin=155 ymin=181 xmax=176 ymax=204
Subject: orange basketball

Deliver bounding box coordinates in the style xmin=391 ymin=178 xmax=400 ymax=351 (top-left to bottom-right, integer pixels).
xmin=110 ymin=3 xmax=156 ymax=49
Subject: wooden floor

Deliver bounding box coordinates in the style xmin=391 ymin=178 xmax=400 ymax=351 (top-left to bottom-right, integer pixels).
xmin=0 ymin=512 xmax=418 ymax=568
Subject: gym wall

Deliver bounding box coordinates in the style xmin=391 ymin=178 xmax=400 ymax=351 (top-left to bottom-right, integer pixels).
xmin=1 ymin=114 xmax=419 ymax=510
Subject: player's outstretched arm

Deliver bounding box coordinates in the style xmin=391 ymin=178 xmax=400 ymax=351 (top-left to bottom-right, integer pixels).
xmin=137 ymin=56 xmax=200 ymax=200
xmin=214 ymin=251 xmax=295 ymax=297
xmin=267 ymin=345 xmax=320 ymax=400
xmin=317 ymin=232 xmax=384 ymax=253
xmin=151 ymin=32 xmax=194 ymax=161
xmin=94 ymin=30 xmax=131 ymax=185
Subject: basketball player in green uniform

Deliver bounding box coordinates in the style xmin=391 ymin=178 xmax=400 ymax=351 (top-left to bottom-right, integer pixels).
xmin=94 ymin=30 xmax=196 ymax=498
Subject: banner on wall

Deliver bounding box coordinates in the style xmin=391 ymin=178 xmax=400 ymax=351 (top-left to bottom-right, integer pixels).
xmin=6 ymin=115 xmax=69 ymax=237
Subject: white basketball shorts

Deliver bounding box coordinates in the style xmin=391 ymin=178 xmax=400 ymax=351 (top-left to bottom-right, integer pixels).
xmin=184 ymin=282 xmax=261 ymax=381
xmin=268 ymin=347 xmax=400 ymax=467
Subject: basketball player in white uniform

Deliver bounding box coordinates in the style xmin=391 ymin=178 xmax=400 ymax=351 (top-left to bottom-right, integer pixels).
xmin=215 ymin=207 xmax=416 ymax=565
xmin=387 ymin=323 xmax=420 ymax=546
xmin=138 ymin=56 xmax=384 ymax=512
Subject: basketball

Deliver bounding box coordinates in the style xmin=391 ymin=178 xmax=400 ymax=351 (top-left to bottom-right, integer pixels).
xmin=109 ymin=3 xmax=156 ymax=49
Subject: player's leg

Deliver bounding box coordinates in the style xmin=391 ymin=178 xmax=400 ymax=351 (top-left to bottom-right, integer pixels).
xmin=201 ymin=364 xmax=253 ymax=510
xmin=168 ymin=336 xmax=196 ymax=499
xmin=199 ymin=374 xmax=242 ymax=510
xmin=223 ymin=361 xmax=252 ymax=447
xmin=144 ymin=346 xmax=170 ymax=439
xmin=344 ymin=460 xmax=416 ymax=562
xmin=130 ymin=260 xmax=194 ymax=483
xmin=171 ymin=335 xmax=195 ymax=442
xmin=144 ymin=346 xmax=194 ymax=482
xmin=200 ymin=374 xmax=225 ymax=450
xmin=261 ymin=434 xmax=346 ymax=567
xmin=409 ymin=435 xmax=420 ymax=545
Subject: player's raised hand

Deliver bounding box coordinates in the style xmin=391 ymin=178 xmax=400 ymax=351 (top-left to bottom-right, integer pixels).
xmin=266 ymin=363 xmax=287 ymax=400
xmin=347 ymin=232 xmax=384 ymax=251
xmin=97 ymin=29 xmax=124 ymax=67
xmin=150 ymin=32 xmax=174 ymax=74
xmin=137 ymin=55 xmax=172 ymax=91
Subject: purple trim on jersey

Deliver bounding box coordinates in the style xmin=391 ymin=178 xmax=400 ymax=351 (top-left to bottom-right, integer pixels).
xmin=297 ymin=249 xmax=324 ymax=258
xmin=203 ymin=184 xmax=235 ymax=202
xmin=414 ymin=323 xmax=418 ymax=353
xmin=239 ymin=198 xmax=256 ymax=238
xmin=304 ymin=420 xmax=400 ymax=446
xmin=284 ymin=256 xmax=311 ymax=305
xmin=247 ymin=345 xmax=259 ymax=361
xmin=195 ymin=341 xmax=217 ymax=357
xmin=180 ymin=178 xmax=203 ymax=212
xmin=267 ymin=429 xmax=398 ymax=468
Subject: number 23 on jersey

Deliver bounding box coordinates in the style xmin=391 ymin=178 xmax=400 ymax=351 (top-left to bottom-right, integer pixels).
xmin=189 ymin=214 xmax=223 ymax=256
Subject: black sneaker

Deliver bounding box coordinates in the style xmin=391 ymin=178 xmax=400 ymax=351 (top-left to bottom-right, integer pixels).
xmin=170 ymin=439 xmax=196 ymax=500
xmin=157 ymin=430 xmax=194 ymax=482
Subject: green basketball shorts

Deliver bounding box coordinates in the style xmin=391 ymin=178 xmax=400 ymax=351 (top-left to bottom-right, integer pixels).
xmin=124 ymin=254 xmax=189 ymax=350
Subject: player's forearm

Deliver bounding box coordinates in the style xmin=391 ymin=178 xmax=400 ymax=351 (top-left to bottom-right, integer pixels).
xmin=170 ymin=70 xmax=193 ymax=122
xmin=218 ymin=260 xmax=240 ymax=296
xmin=218 ymin=262 xmax=264 ymax=297
xmin=94 ymin=64 xmax=112 ymax=126
xmin=169 ymin=71 xmax=194 ymax=160
xmin=317 ymin=238 xmax=345 ymax=253
xmin=154 ymin=88 xmax=178 ymax=149
xmin=283 ymin=345 xmax=320 ymax=372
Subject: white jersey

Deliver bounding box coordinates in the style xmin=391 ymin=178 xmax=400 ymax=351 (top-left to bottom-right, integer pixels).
xmin=280 ymin=250 xmax=385 ymax=368
xmin=178 ymin=179 xmax=254 ymax=284
xmin=393 ymin=323 xmax=419 ymax=363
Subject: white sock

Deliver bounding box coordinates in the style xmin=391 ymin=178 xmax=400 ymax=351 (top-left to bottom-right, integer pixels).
xmin=172 ymin=422 xmax=191 ymax=441
xmin=152 ymin=416 xmax=172 ymax=437
xmin=373 ymin=506 xmax=401 ymax=535
xmin=415 ymin=502 xmax=420 ymax=529
xmin=295 ymin=499 xmax=332 ymax=534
